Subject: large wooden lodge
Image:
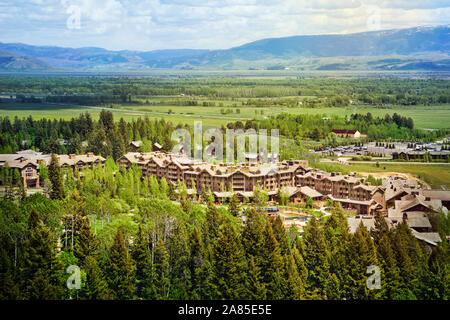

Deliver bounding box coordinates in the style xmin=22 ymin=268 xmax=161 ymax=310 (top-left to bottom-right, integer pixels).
xmin=0 ymin=150 xmax=105 ymax=188
xmin=118 ymin=151 xmax=388 ymax=214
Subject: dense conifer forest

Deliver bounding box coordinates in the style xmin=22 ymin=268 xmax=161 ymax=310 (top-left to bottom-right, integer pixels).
xmin=0 ymin=158 xmax=449 ymax=299
xmin=0 ymin=76 xmax=449 ymax=301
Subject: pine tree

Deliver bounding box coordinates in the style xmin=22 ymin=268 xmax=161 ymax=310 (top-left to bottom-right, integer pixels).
xmin=261 ymin=222 xmax=284 ymax=299
xmin=324 ymin=204 xmax=350 ymax=298
xmin=149 ymin=176 xmax=160 ymax=197
xmin=105 ymin=230 xmax=135 ymax=300
xmin=73 ymin=215 xmax=100 ymax=267
xmin=390 ymin=222 xmax=427 ymax=299
xmin=131 ymin=225 xmax=151 ymax=297
xmin=151 ymin=238 xmax=170 ymax=300
xmin=26 ymin=270 xmax=59 ymax=300
xmin=0 ymin=233 xmax=20 ymax=299
xmin=303 ymin=217 xmax=329 ymax=298
xmin=282 ymin=253 xmax=303 ymax=299
xmin=189 ymin=228 xmax=214 ymax=300
xmin=228 ymin=193 xmax=240 ymax=217
xmin=272 ymin=215 xmax=291 ymax=256
xmin=159 ymin=177 xmax=169 ymax=199
xmin=203 ymin=199 xmax=221 ymax=249
xmin=212 ymin=220 xmax=246 ymax=299
xmin=80 ymin=255 xmax=113 ymax=300
xmin=168 ymin=224 xmax=191 ymax=299
xmin=21 ymin=210 xmax=64 ymax=300
xmin=376 ymin=234 xmax=402 ymax=299
xmin=246 ymin=256 xmax=267 ymax=299
xmin=241 ymin=208 xmax=266 ymax=268
xmin=422 ymin=243 xmax=450 ymax=299
xmin=325 ymin=273 xmax=342 ymax=300
xmin=292 ymin=245 xmax=308 ymax=288
xmin=48 ymin=154 xmax=64 ymax=200
xmin=111 ymin=130 xmax=126 ymax=161
xmin=371 ymin=211 xmax=389 ymax=244
xmin=344 ymin=222 xmax=380 ymax=300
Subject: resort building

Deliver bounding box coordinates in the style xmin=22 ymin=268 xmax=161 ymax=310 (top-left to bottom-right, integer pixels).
xmin=118 ymin=151 xmax=309 ymax=197
xmin=371 ymin=176 xmax=450 ymax=248
xmin=296 ymin=170 xmax=386 ymax=214
xmin=0 ymin=150 xmax=105 ymax=188
xmin=119 ymin=151 xmax=387 ymax=214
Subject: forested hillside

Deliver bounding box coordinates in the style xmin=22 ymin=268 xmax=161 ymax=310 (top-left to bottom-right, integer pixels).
xmin=1 ymin=159 xmax=449 ymax=300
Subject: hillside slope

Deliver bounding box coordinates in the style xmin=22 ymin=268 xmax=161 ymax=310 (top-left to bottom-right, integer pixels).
xmin=0 ymin=25 xmax=448 ymax=71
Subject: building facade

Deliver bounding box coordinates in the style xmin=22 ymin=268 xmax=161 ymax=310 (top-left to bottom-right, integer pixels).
xmin=119 ymin=151 xmax=308 ymax=195
xmin=119 ymin=151 xmax=387 ymax=214
xmin=296 ymin=170 xmax=386 ymax=214
xmin=0 ymin=151 xmax=105 ymax=188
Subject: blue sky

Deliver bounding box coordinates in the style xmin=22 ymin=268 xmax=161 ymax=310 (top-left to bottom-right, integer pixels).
xmin=0 ymin=0 xmax=449 ymax=51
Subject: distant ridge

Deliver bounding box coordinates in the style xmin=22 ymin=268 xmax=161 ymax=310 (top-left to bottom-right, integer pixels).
xmin=0 ymin=49 xmax=53 ymax=71
xmin=0 ymin=25 xmax=449 ymax=71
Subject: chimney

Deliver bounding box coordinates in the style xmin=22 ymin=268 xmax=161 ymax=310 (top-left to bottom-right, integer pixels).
xmin=87 ymin=152 xmax=94 ymax=158
xmin=69 ymin=154 xmax=76 ymax=159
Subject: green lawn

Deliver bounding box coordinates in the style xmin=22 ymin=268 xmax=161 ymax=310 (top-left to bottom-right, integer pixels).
xmin=287 ymin=105 xmax=450 ymax=129
xmin=1 ymin=102 xmax=449 ymax=129
xmin=314 ymin=162 xmax=450 ymax=189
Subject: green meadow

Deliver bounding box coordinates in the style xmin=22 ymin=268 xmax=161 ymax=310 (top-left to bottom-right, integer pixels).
xmin=1 ymin=102 xmax=449 ymax=129
xmin=314 ymin=162 xmax=450 ymax=189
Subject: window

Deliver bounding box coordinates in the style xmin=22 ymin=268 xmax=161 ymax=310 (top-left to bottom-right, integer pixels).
xmin=25 ymin=167 xmax=34 ymax=178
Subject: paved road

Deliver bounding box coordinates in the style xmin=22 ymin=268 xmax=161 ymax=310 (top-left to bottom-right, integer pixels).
xmin=319 ymin=207 xmax=332 ymax=217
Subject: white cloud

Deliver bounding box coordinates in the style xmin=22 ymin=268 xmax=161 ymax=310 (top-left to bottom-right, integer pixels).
xmin=0 ymin=0 xmax=448 ymax=50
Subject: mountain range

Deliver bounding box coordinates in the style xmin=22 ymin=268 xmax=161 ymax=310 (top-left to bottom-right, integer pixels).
xmin=0 ymin=25 xmax=449 ymax=72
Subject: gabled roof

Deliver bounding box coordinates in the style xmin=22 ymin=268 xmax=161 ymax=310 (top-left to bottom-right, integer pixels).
xmin=396 ymin=212 xmax=433 ymax=229
xmin=353 ymin=184 xmax=376 ymax=192
xmin=401 ymin=197 xmax=440 ymax=213
xmin=213 ymin=191 xmax=233 ymax=198
xmin=410 ymin=229 xmax=442 ymax=246
xmin=328 ymin=195 xmax=374 ymax=206
xmin=422 ymin=190 xmax=450 ymax=201
xmin=296 ymin=186 xmax=323 ymax=198
xmin=130 ymin=140 xmax=142 ymax=148
xmin=347 ymin=217 xmax=392 ymax=234
xmin=1 ymin=160 xmax=39 ymax=169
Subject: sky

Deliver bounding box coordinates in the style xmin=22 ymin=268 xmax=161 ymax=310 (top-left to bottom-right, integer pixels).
xmin=0 ymin=0 xmax=449 ymax=51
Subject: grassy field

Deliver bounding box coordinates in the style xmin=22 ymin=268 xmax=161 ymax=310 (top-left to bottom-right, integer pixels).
xmin=1 ymin=102 xmax=449 ymax=188
xmin=1 ymin=102 xmax=449 ymax=129
xmin=314 ymin=162 xmax=450 ymax=189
